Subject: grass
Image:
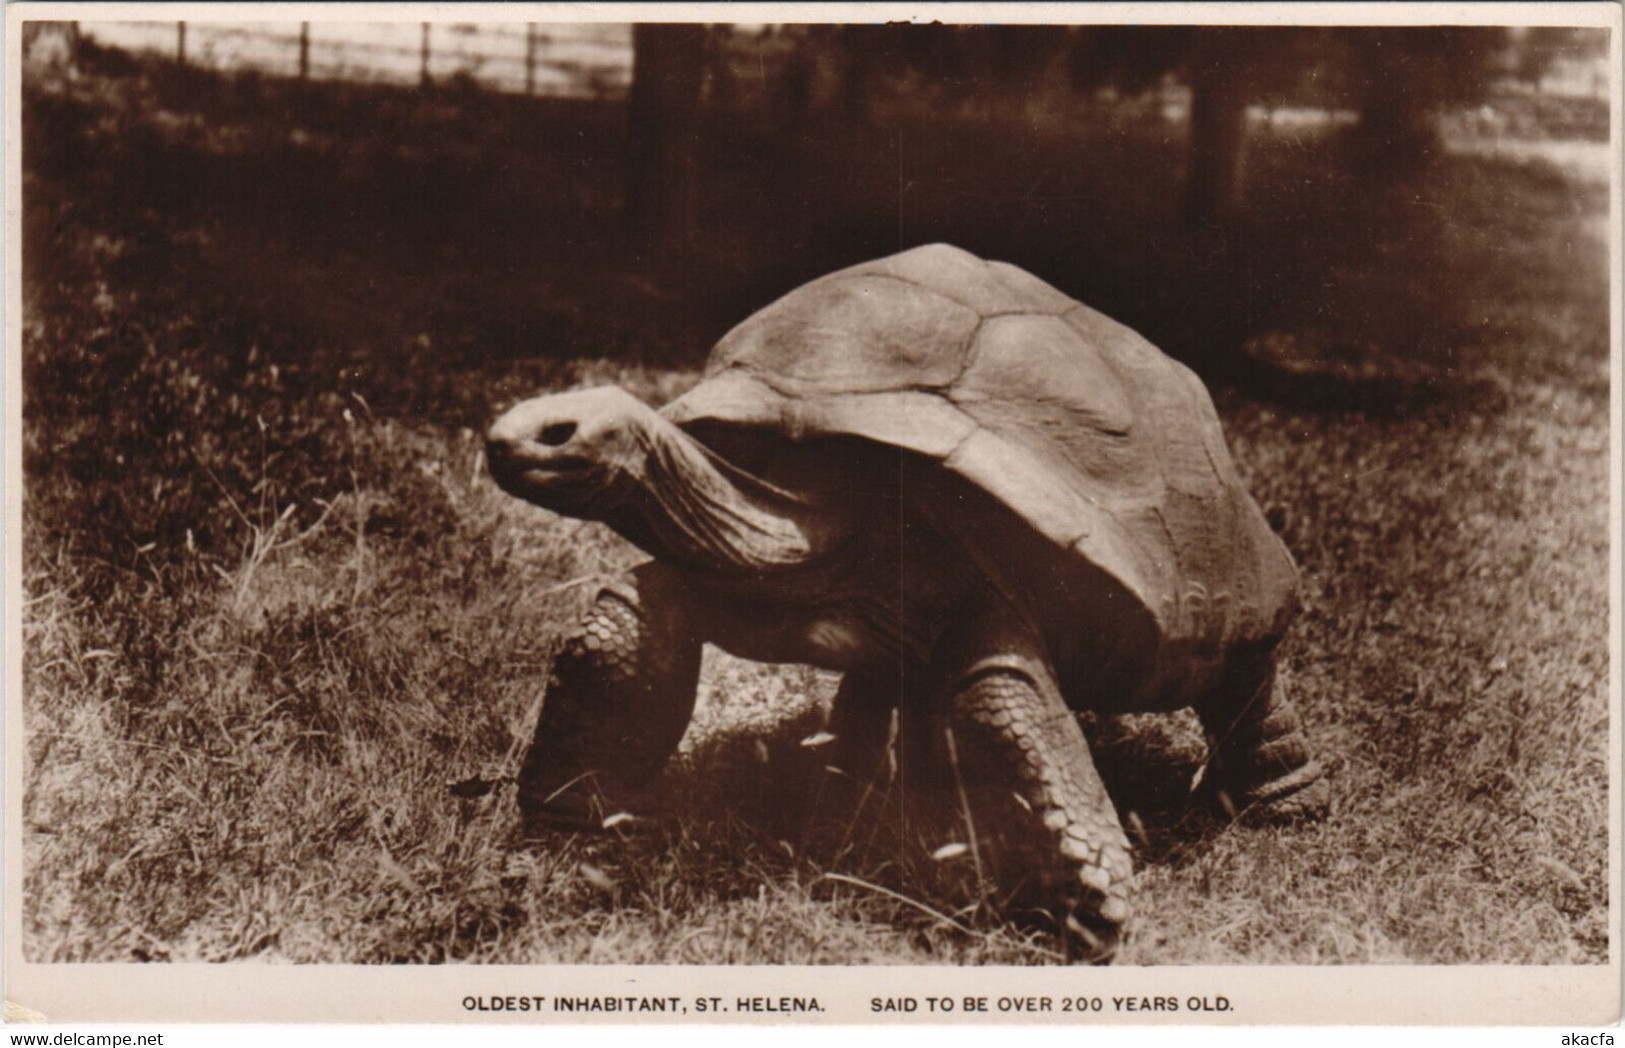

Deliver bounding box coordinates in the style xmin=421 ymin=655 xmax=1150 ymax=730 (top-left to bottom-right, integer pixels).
xmin=17 ymin=49 xmax=1612 ymax=964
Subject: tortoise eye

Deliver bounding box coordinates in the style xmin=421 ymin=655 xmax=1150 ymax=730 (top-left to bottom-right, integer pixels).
xmin=539 ymin=422 xmax=577 ymax=446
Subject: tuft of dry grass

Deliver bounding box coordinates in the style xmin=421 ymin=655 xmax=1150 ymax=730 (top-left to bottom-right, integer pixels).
xmin=18 ymin=55 xmax=1611 ymax=964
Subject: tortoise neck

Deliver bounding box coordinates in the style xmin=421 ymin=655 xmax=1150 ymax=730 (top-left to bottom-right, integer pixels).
xmin=611 ymin=415 xmax=814 ymax=574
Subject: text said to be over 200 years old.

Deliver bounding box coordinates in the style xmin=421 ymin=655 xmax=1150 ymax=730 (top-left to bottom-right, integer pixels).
xmin=872 ymin=996 xmax=1231 ymax=1014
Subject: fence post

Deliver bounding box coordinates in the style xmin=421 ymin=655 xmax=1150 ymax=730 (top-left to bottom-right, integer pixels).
xmin=419 ymin=22 xmax=431 ymax=88
xmin=299 ymin=22 xmax=309 ymax=79
xmin=176 ymin=21 xmax=186 ymax=65
xmin=525 ymin=23 xmax=536 ymax=95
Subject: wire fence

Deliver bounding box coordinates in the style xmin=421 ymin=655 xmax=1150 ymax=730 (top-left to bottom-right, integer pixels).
xmin=76 ymin=21 xmax=634 ymax=98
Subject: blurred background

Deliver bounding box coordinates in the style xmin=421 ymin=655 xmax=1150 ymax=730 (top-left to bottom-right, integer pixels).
xmin=21 ymin=19 xmax=1612 ymax=392
xmin=17 ymin=19 xmax=1616 ymax=965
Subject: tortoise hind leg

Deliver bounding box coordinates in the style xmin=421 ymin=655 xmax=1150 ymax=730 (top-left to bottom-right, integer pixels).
xmin=791 ymin=664 xmax=903 ymax=851
xmin=824 ymin=665 xmax=900 ymax=797
xmin=933 ymin=603 xmax=1133 ymax=962
xmin=1195 ymin=641 xmax=1329 ymax=820
xmin=517 ymin=562 xmax=702 ymax=833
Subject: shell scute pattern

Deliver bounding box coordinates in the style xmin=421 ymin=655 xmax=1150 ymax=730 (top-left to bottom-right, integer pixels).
xmin=710 ymin=271 xmax=980 ymax=397
xmin=664 ymin=243 xmax=1297 ymax=656
xmin=831 ymin=242 xmax=1059 ymax=317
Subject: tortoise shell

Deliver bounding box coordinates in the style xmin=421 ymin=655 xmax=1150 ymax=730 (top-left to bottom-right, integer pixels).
xmin=663 ymin=244 xmax=1298 ymax=667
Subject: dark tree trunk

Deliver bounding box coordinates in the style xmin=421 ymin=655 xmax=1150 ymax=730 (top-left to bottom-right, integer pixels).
xmin=1182 ymin=33 xmax=1249 ymax=228
xmin=1342 ymin=28 xmax=1479 ymax=178
xmin=525 ymin=24 xmax=537 ymax=96
xmin=1351 ymin=65 xmax=1439 ymax=176
xmin=837 ymin=26 xmax=876 ymax=125
xmin=774 ymin=31 xmax=817 ymax=129
xmin=419 ymin=23 xmax=429 ymax=88
xmin=626 ymin=24 xmax=708 ymax=265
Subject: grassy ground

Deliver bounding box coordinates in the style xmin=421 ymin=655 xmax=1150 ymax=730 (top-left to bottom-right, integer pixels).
xmin=17 ymin=53 xmax=1612 ymax=964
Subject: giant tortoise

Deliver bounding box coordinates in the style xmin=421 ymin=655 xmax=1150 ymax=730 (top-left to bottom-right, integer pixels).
xmin=485 ymin=243 xmax=1327 ymax=960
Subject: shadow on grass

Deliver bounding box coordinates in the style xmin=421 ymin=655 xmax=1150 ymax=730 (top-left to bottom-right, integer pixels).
xmin=621 ymin=699 xmax=1264 ymax=939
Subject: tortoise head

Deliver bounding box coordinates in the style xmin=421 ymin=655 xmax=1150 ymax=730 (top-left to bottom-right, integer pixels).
xmin=487 ymin=386 xmax=813 ymax=573
xmin=486 ymin=386 xmax=653 ymax=517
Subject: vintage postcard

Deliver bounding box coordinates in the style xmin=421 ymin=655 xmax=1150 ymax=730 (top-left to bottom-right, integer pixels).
xmin=5 ymin=0 xmax=1620 ymax=1029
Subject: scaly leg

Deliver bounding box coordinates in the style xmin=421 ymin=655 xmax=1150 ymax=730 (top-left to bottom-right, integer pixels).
xmin=825 ymin=665 xmax=900 ymax=789
xmin=798 ymin=664 xmax=902 ymax=847
xmin=793 ymin=666 xmax=910 ymax=851
xmin=516 ymin=562 xmax=702 ymax=832
xmin=1195 ymin=641 xmax=1329 ymax=820
xmin=933 ymin=602 xmax=1134 ymax=962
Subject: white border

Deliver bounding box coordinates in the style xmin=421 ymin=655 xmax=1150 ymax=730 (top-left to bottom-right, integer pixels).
xmin=4 ymin=1 xmax=1620 ymax=1028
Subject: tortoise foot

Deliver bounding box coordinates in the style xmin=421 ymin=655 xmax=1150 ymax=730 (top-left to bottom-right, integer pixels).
xmin=1197 ymin=650 xmax=1328 ymax=824
xmin=517 ymin=782 xmax=663 ymax=837
xmin=1198 ymin=757 xmax=1329 ymax=824
xmin=1047 ymin=803 xmax=1135 ymax=963
xmin=516 ymin=565 xmax=701 ymax=835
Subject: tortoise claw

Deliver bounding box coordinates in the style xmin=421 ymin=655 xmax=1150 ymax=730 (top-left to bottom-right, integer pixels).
xmin=1195 ymin=759 xmax=1330 ymax=824
xmin=1064 ymin=910 xmax=1124 ymax=965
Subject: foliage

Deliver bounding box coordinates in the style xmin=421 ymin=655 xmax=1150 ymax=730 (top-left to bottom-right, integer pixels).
xmin=743 ymin=24 xmax=1534 ymax=124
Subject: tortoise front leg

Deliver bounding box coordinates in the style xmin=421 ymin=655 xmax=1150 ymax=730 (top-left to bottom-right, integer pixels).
xmin=517 ymin=562 xmax=702 ymax=833
xmin=933 ymin=603 xmax=1134 ymax=962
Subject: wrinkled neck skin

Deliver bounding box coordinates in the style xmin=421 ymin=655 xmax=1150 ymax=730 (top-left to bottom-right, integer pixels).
xmin=600 ymin=416 xmax=816 ymax=576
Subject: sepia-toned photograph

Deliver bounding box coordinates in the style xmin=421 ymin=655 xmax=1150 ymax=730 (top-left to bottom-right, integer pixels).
xmin=5 ymin=1 xmax=1619 ymax=1027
